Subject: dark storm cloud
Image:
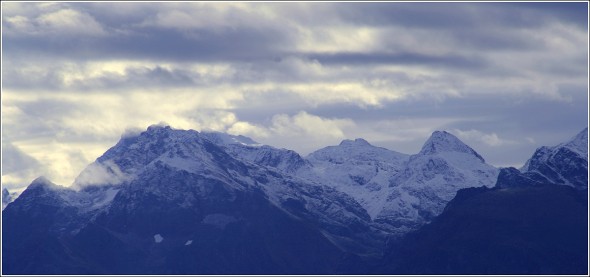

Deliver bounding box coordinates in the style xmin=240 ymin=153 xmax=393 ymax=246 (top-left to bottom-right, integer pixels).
xmin=501 ymin=2 xmax=588 ymax=29
xmin=449 ymin=28 xmax=540 ymax=51
xmin=305 ymin=52 xmax=488 ymax=70
xmin=3 ymin=26 xmax=288 ymax=63
xmin=335 ymin=3 xmax=482 ymax=28
xmin=336 ymin=2 xmax=587 ymax=29
xmin=74 ymin=66 xmax=199 ymax=90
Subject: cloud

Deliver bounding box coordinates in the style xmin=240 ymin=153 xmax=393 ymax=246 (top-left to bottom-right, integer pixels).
xmin=1 ymin=142 xmax=43 ymax=190
xmin=72 ymin=160 xmax=130 ymax=189
xmin=452 ymin=129 xmax=516 ymax=147
xmin=1 ymin=143 xmax=41 ymax=174
xmin=1 ymin=2 xmax=587 ymax=189
xmin=270 ymin=111 xmax=355 ymax=139
xmin=306 ymin=52 xmax=487 ymax=70
xmin=37 ymin=8 xmax=106 ymax=36
xmin=3 ymin=7 xmax=106 ymax=37
xmin=3 ymin=138 xmax=101 ymax=188
xmin=222 ymin=111 xmax=357 ymax=155
xmin=227 ymin=121 xmax=270 ymax=138
xmin=525 ymin=137 xmax=536 ymax=144
xmin=239 ymin=111 xmax=357 ymax=155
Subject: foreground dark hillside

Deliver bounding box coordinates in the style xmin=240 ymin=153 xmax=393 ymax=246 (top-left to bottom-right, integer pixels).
xmin=378 ymin=184 xmax=588 ymax=275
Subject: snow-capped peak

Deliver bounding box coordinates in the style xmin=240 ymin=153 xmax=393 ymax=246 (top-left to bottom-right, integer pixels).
xmin=419 ymin=131 xmax=485 ymax=162
xmin=73 ymin=126 xmax=229 ymax=188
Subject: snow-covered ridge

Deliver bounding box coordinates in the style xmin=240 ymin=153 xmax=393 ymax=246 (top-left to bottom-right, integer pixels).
xmin=521 ymin=128 xmax=588 ymax=172
xmin=201 ymin=131 xmax=262 ymax=147
xmin=519 ymin=127 xmax=588 ymax=189
xmin=560 ymin=127 xmax=588 ymax=157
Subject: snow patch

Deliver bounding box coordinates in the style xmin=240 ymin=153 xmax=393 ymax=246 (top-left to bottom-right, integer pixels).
xmin=157 ymin=155 xmax=203 ymax=174
xmin=91 ymin=188 xmax=120 ymax=209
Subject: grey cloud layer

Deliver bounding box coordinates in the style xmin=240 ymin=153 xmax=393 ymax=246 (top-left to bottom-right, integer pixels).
xmin=1 ymin=2 xmax=588 ymax=188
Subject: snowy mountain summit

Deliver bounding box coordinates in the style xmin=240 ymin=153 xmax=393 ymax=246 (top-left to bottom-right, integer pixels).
xmin=419 ymin=131 xmax=485 ymax=162
xmin=374 ymin=131 xmax=498 ymax=232
xmin=200 ymin=131 xmax=262 ymax=147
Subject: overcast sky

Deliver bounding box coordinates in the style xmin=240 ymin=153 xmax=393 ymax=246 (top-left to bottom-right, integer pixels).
xmin=2 ymin=2 xmax=588 ymax=190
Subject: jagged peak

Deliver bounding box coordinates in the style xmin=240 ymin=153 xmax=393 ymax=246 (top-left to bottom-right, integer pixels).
xmin=339 ymin=138 xmax=371 ymax=147
xmin=419 ymin=131 xmax=485 ymax=162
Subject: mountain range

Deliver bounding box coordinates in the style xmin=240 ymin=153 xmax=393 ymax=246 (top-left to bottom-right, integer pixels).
xmin=2 ymin=125 xmax=588 ymax=274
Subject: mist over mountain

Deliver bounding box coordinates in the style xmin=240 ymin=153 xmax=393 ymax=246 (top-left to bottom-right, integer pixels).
xmin=2 ymin=125 xmax=588 ymax=274
xmin=2 ymin=188 xmax=19 ymax=210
